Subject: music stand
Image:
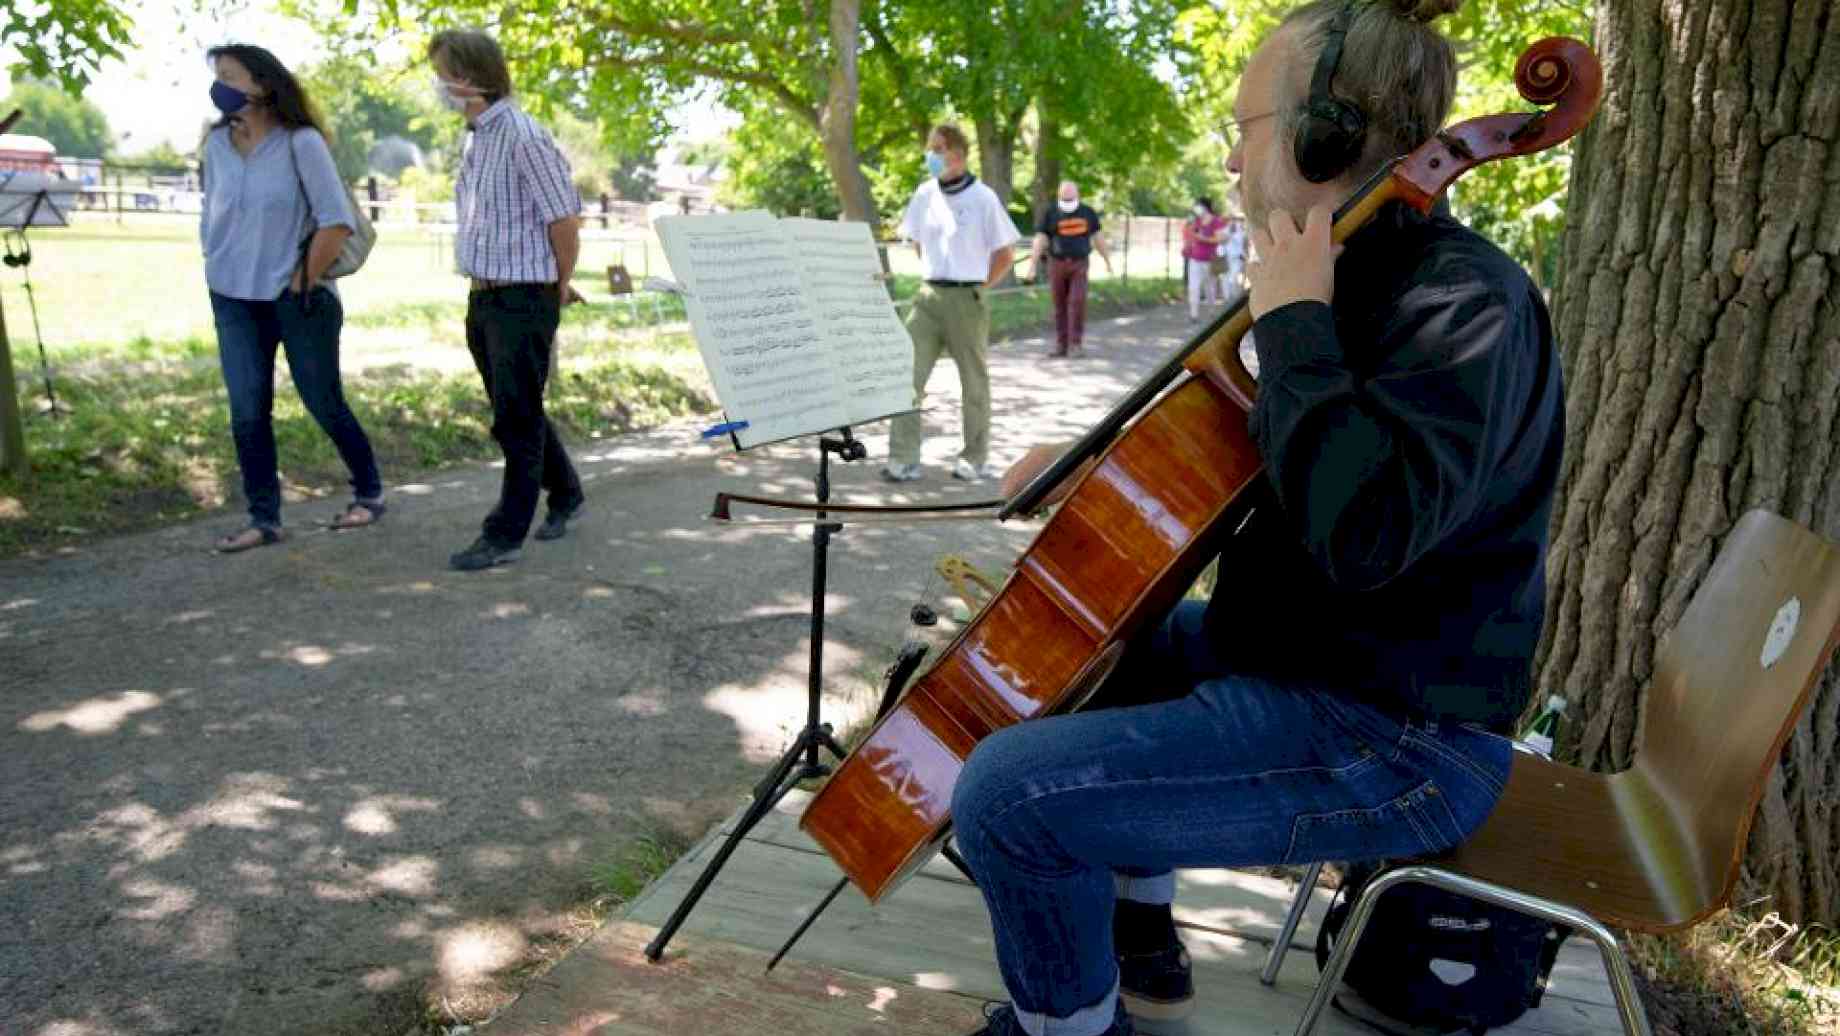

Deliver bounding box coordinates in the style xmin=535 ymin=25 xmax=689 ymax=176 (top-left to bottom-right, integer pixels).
xmin=642 ymin=423 xmax=867 ymax=961
xmin=0 ymin=172 xmax=79 ymax=418
xmin=640 ymin=212 xmax=927 ymax=962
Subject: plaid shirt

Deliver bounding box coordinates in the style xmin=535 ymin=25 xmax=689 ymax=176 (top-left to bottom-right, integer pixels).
xmin=455 ymin=99 xmax=580 ymax=282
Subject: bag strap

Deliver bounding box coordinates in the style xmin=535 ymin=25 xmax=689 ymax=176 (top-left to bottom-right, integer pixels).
xmin=283 ymin=129 xmax=317 ymax=279
xmin=1313 ymin=870 xmax=1451 ymax=1036
xmin=1314 ymin=876 xmax=1348 ymax=971
xmin=1526 ymin=923 xmax=1572 ymax=1008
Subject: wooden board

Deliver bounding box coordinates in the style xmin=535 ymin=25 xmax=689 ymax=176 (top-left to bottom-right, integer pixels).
xmin=672 ymin=790 xmax=1620 ymax=1012
xmin=479 ymin=920 xmax=986 ymax=1035
xmin=626 ymin=828 xmax=1623 ymax=1036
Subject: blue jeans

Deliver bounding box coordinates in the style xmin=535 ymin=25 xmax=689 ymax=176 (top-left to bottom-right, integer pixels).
xmin=950 ymin=602 xmax=1511 ymax=1036
xmin=210 ymin=288 xmax=382 ymax=529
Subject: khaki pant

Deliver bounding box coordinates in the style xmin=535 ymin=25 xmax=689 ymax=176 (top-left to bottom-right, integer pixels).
xmin=889 ymin=283 xmax=992 ymax=467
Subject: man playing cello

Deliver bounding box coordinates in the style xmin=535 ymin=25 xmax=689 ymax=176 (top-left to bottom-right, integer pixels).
xmin=952 ymin=1 xmax=1566 ymax=1034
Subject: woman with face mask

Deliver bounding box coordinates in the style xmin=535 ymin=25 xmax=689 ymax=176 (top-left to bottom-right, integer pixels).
xmin=1180 ymin=196 xmax=1227 ymax=322
xmin=199 ymin=44 xmax=384 ymax=553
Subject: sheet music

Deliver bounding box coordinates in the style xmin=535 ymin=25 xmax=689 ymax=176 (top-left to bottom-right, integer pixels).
xmin=656 ymin=212 xmax=915 ymax=449
xmin=657 ymin=212 xmax=849 ymax=447
xmin=783 ymin=218 xmax=914 ymax=424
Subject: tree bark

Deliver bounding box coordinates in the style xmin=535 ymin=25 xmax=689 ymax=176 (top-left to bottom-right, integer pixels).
xmin=820 ymin=0 xmax=878 ymax=223
xmin=974 ymin=115 xmax=1015 ymax=209
xmin=1031 ymin=104 xmax=1062 ymax=226
xmin=0 ymin=299 xmax=25 ymax=477
xmin=1539 ymin=0 xmax=1840 ymax=925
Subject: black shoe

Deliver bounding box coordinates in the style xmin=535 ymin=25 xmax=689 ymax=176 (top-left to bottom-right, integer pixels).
xmin=1115 ymin=901 xmax=1194 ymax=1021
xmin=449 ymin=536 xmax=520 ymax=571
xmin=1118 ymin=941 xmax=1194 ymax=1021
xmin=534 ymin=497 xmax=584 ymax=541
xmin=967 ymin=1001 xmax=1133 ymax=1036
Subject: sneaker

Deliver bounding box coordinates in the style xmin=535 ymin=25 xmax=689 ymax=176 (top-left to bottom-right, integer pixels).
xmin=449 ymin=536 xmax=520 ymax=571
xmin=1118 ymin=941 xmax=1194 ymax=1021
xmin=952 ymin=458 xmax=1002 ymax=482
xmin=881 ymin=463 xmax=923 ymax=483
xmin=534 ymin=496 xmax=584 ymax=541
xmin=967 ymin=1001 xmax=1134 ymax=1036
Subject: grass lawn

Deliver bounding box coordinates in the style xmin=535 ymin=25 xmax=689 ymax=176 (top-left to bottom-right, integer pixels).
xmin=0 ymin=215 xmax=1182 ymax=357
xmin=0 ymin=218 xmax=1178 ymax=559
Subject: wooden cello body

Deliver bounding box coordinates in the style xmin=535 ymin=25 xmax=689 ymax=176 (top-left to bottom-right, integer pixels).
xmin=801 ymin=37 xmax=1604 ymax=903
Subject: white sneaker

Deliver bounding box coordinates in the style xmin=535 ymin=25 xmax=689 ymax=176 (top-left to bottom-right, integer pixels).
xmin=881 ymin=463 xmax=923 ymax=483
xmin=952 ymin=459 xmax=1000 ymax=482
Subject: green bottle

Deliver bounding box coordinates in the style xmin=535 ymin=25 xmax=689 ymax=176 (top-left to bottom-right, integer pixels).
xmin=1522 ymin=694 xmax=1567 ymax=758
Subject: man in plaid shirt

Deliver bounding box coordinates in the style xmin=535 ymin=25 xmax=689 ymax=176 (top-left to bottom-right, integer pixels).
xmin=429 ymin=29 xmax=587 ymax=571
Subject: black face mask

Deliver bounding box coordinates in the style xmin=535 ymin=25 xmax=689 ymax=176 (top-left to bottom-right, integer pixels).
xmin=210 ymin=81 xmax=251 ymax=115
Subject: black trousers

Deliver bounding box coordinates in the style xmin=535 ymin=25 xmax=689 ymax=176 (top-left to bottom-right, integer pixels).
xmin=464 ymin=284 xmax=582 ymax=546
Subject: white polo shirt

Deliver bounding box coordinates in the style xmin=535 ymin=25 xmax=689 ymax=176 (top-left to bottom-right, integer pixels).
xmin=900 ymin=175 xmax=1020 ymax=282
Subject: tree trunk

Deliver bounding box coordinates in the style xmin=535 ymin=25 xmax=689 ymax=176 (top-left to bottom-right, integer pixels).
xmin=820 ymin=0 xmax=878 ymax=224
xmin=1538 ymin=0 xmax=1840 ymax=925
xmin=975 ymin=115 xmax=1016 ymax=209
xmin=0 ymin=298 xmax=25 ymax=477
xmin=1031 ymin=104 xmax=1062 ymax=226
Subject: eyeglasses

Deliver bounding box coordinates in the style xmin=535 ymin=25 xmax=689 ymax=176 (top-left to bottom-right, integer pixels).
xmin=1222 ymin=111 xmax=1277 ymax=152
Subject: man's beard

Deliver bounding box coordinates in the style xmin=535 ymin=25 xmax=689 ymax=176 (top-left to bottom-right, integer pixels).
xmin=1242 ymin=179 xmax=1269 ymax=232
xmin=1242 ymin=161 xmax=1311 ymax=237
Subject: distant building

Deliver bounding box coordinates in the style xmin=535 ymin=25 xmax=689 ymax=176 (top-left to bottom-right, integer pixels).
xmin=0 ymin=134 xmax=59 ymax=175
xmin=651 ymin=145 xmax=726 ymax=214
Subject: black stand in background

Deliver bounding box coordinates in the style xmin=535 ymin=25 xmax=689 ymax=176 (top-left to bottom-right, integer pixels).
xmin=4 ymin=222 xmax=65 ymax=417
xmin=643 ymin=427 xmax=866 ymax=962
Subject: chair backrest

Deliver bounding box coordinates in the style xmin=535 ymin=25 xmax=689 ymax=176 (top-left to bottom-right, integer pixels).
xmin=1634 ymin=509 xmax=1840 ymax=914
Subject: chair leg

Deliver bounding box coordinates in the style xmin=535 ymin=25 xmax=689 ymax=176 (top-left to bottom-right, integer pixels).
xmin=1581 ymin=915 xmax=1656 ymax=1036
xmin=1261 ymin=860 xmax=1322 ymax=986
xmin=1293 ymin=864 xmax=1394 ymax=1036
xmin=1291 ymin=864 xmax=1655 ymax=1036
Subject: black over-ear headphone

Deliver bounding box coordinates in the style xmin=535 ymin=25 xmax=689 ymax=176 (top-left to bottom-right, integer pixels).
xmin=1293 ymin=2 xmax=1368 ymax=184
xmin=2 ymin=231 xmax=30 ymax=269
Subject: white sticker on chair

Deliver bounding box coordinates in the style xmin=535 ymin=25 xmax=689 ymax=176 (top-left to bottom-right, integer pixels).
xmin=1761 ymin=597 xmax=1801 ymax=669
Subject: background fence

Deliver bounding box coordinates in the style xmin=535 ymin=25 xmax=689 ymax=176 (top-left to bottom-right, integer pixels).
xmin=67 ymin=161 xmax=1189 ymax=284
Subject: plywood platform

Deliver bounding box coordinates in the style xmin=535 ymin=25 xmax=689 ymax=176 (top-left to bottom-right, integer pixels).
xmin=481 ymin=791 xmax=1625 ymax=1035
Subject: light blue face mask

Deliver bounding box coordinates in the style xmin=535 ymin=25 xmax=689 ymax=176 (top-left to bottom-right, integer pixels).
xmin=924 ymin=150 xmax=947 ymax=177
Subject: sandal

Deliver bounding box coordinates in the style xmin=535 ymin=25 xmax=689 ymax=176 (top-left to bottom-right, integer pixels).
xmin=328 ymin=499 xmax=387 ymax=531
xmin=214 ymin=525 xmax=285 ymax=554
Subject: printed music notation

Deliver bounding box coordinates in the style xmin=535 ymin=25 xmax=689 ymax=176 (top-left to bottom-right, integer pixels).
xmin=655 ymin=211 xmax=914 ymax=448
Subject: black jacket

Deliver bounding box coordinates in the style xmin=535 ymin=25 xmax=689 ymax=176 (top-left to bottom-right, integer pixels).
xmin=1204 ymin=202 xmax=1565 ymax=733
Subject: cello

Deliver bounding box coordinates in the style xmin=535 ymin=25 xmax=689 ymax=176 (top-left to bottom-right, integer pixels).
xmin=801 ymin=37 xmax=1604 ymax=903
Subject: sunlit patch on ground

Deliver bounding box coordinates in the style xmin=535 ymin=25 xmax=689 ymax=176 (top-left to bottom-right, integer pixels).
xmin=18 ymin=690 xmax=162 ymax=735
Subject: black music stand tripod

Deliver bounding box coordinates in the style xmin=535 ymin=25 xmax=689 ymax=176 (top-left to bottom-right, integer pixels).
xmin=642 ymin=426 xmax=866 ymax=962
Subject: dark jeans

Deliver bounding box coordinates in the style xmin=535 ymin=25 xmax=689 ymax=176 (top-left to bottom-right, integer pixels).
xmin=950 ymin=602 xmax=1512 ymax=1036
xmin=464 ymin=285 xmax=582 ymax=546
xmin=210 ymin=288 xmax=381 ymax=529
xmin=1050 ymin=256 xmax=1090 ymax=349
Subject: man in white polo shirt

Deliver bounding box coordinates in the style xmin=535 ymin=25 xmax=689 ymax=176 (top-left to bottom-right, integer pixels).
xmin=884 ymin=123 xmax=1021 ymax=483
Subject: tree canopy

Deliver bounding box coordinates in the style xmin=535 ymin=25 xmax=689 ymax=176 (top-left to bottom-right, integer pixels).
xmin=299 ymin=56 xmax=459 ymax=181
xmin=0 ymin=80 xmax=113 ymax=158
xmin=2 ymin=0 xmax=132 ymax=91
xmin=323 ymin=0 xmax=1194 ymax=227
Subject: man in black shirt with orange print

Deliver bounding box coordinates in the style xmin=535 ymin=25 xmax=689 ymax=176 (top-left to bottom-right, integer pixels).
xmin=1030 ymin=180 xmax=1112 ymax=358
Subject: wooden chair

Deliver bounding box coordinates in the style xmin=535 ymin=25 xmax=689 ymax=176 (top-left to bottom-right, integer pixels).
xmin=1260 ymin=509 xmax=1840 ymax=1036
